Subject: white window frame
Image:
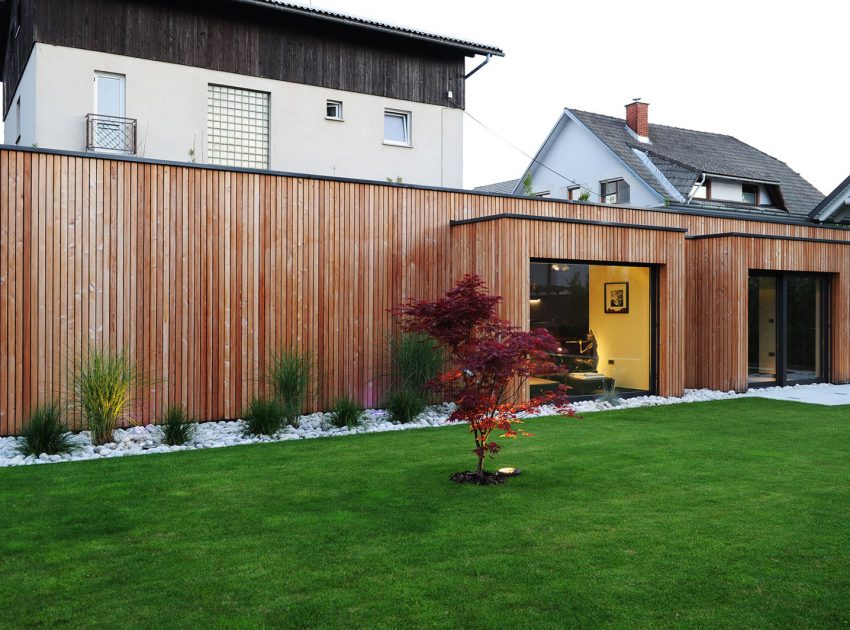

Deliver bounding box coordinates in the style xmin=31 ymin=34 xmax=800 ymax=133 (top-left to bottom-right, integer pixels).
xmin=93 ymin=71 xmax=126 ymax=118
xmin=326 ymin=100 xmax=343 ymax=121
xmin=384 ymin=109 xmax=412 ymax=147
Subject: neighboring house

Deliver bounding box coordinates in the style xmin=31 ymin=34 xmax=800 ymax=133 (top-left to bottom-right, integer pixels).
xmin=0 ymin=0 xmax=502 ymax=187
xmin=810 ymin=174 xmax=850 ymax=224
xmin=479 ymin=100 xmax=826 ymax=221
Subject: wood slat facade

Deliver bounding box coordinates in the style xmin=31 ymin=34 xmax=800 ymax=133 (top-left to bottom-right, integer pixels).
xmin=1 ymin=146 xmax=850 ymax=435
xmin=3 ymin=0 xmax=475 ymax=115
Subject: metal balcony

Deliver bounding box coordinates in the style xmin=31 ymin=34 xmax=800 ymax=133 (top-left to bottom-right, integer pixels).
xmin=85 ymin=114 xmax=137 ymax=154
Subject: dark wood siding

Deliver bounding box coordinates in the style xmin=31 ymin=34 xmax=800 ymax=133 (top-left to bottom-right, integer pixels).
xmin=2 ymin=0 xmax=35 ymax=117
xmin=2 ymin=0 xmax=467 ymax=114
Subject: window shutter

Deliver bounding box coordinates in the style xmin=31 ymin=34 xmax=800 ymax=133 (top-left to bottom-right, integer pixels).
xmin=618 ymin=180 xmax=630 ymax=204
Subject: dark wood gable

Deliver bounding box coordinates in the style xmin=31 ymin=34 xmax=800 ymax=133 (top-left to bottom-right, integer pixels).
xmin=4 ymin=0 xmax=471 ymax=116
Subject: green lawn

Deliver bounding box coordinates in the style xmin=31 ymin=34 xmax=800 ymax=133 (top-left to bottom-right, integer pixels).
xmin=2 ymin=398 xmax=850 ymax=628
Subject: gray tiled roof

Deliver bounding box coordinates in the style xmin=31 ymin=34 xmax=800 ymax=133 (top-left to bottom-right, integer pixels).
xmin=474 ymin=179 xmax=520 ymax=195
xmin=253 ymin=1 xmax=504 ymax=56
xmin=570 ymin=110 xmax=824 ymax=218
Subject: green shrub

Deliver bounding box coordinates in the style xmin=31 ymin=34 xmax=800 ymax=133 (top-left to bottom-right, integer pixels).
xmin=243 ymin=397 xmax=285 ymax=436
xmin=75 ymin=347 xmax=141 ymax=445
xmin=17 ymin=403 xmax=76 ymax=457
xmin=387 ymin=332 xmax=444 ymax=400
xmin=267 ymin=348 xmax=310 ymax=426
xmin=384 ymin=387 xmax=426 ymax=424
xmin=159 ymin=405 xmax=196 ymax=446
xmin=328 ymin=396 xmax=364 ymax=429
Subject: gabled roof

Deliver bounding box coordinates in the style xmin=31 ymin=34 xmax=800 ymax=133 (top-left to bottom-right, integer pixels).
xmin=569 ymin=109 xmax=824 ymax=219
xmin=247 ymin=1 xmax=504 ymax=57
xmin=474 ymin=179 xmax=520 ymax=195
xmin=810 ymin=173 xmax=850 ymax=223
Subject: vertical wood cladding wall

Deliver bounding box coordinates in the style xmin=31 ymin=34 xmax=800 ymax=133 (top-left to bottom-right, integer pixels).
xmin=685 ymin=235 xmax=850 ymax=391
xmin=450 ymin=218 xmax=687 ymax=397
xmin=2 ymin=147 xmax=850 ymax=434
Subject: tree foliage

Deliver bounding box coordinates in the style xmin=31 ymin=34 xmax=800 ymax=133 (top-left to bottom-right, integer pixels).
xmin=396 ymin=274 xmax=574 ymax=476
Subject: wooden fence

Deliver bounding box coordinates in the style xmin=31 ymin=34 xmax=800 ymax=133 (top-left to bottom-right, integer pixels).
xmin=2 ymin=146 xmax=850 ymax=434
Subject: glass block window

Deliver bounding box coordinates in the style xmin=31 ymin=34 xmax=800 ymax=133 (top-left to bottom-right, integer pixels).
xmin=207 ymin=85 xmax=270 ymax=169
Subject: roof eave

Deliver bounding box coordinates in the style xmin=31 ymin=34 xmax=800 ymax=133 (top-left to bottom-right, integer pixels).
xmin=234 ymin=0 xmax=505 ymax=57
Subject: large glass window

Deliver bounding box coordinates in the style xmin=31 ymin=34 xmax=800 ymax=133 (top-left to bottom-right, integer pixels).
xmin=529 ymin=262 xmax=653 ymax=398
xmin=207 ymin=85 xmax=270 ymax=169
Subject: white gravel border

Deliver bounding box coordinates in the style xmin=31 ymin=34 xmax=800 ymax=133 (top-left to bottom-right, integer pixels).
xmin=0 ymin=383 xmax=837 ymax=467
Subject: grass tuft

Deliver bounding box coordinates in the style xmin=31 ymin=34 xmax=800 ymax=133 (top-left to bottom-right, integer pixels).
xmin=267 ymin=348 xmax=310 ymax=427
xmin=387 ymin=332 xmax=444 ymax=399
xmin=384 ymin=387 xmax=426 ymax=424
xmin=328 ymin=396 xmax=364 ymax=429
xmin=159 ymin=405 xmax=196 ymax=446
xmin=74 ymin=347 xmax=141 ymax=445
xmin=243 ymin=397 xmax=285 ymax=437
xmin=16 ymin=403 xmax=76 ymax=456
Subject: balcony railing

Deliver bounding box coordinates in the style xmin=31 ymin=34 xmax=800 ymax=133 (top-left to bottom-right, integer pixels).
xmin=85 ymin=114 xmax=137 ymax=154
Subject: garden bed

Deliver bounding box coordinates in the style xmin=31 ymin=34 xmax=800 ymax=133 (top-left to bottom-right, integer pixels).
xmin=0 ymin=383 xmax=838 ymax=467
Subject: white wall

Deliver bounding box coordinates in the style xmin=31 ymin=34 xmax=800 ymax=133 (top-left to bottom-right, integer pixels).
xmin=7 ymin=44 xmax=463 ymax=187
xmin=521 ymin=114 xmax=662 ymax=207
xmin=2 ymin=54 xmax=37 ymax=146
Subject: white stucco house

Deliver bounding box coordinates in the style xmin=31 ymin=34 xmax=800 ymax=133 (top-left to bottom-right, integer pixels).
xmin=1 ymin=0 xmax=502 ymax=188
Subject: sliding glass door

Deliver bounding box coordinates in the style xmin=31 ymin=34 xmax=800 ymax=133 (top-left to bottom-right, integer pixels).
xmin=747 ymin=272 xmax=829 ymax=388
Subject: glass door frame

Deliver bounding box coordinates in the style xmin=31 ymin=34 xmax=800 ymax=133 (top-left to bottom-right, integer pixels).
xmin=748 ymin=270 xmax=831 ymax=389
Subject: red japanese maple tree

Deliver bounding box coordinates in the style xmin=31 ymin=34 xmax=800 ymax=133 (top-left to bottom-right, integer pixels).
xmin=396 ymin=274 xmax=574 ymax=479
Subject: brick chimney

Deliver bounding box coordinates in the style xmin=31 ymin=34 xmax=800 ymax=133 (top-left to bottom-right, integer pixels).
xmin=625 ymin=99 xmax=649 ymax=139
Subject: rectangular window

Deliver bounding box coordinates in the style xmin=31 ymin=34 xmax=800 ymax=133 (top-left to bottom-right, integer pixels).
xmin=530 ymin=261 xmax=654 ymax=399
xmin=742 ymin=183 xmax=758 ymax=205
xmin=384 ymin=109 xmax=411 ymax=146
xmin=326 ymin=100 xmax=343 ymax=120
xmin=208 ymin=85 xmax=270 ymax=169
xmin=600 ymin=178 xmax=630 ymax=204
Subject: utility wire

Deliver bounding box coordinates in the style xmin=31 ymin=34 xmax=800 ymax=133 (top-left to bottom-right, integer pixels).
xmin=463 ymin=110 xmax=603 ymax=199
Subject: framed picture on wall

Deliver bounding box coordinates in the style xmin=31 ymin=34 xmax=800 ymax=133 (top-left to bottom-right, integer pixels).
xmin=604 ymin=282 xmax=629 ymax=313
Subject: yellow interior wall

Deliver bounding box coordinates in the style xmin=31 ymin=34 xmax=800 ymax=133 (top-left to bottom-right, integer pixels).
xmin=588 ymin=266 xmax=651 ymax=390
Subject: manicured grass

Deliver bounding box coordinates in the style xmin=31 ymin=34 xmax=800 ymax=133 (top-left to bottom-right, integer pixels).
xmin=2 ymin=398 xmax=850 ymax=628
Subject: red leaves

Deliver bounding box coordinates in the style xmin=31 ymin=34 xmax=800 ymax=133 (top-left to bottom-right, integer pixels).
xmin=395 ymin=274 xmax=576 ymax=473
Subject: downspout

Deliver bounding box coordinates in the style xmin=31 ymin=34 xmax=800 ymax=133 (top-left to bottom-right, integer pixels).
xmin=464 ymin=53 xmax=492 ymax=79
xmin=686 ymin=172 xmax=706 ymax=205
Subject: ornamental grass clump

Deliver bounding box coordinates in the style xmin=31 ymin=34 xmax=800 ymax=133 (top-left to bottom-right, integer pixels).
xmin=159 ymin=405 xmax=196 ymax=446
xmin=17 ymin=403 xmax=76 ymax=457
xmin=328 ymin=396 xmax=364 ymax=429
xmin=267 ymin=349 xmax=310 ymax=427
xmin=387 ymin=332 xmax=445 ymax=401
xmin=75 ymin=347 xmax=141 ymax=446
xmin=243 ymin=397 xmax=285 ymax=437
xmin=384 ymin=387 xmax=426 ymax=424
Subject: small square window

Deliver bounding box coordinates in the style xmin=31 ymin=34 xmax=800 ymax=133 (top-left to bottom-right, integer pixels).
xmin=326 ymin=100 xmax=343 ymax=120
xmin=384 ymin=109 xmax=411 ymax=146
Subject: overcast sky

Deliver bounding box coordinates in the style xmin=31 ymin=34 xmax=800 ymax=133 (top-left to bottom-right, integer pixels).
xmin=3 ymin=1 xmax=847 ymax=194
xmin=322 ymin=0 xmax=849 ymax=194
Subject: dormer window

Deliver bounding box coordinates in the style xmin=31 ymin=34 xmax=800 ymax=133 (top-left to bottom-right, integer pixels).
xmin=742 ymin=183 xmax=758 ymax=205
